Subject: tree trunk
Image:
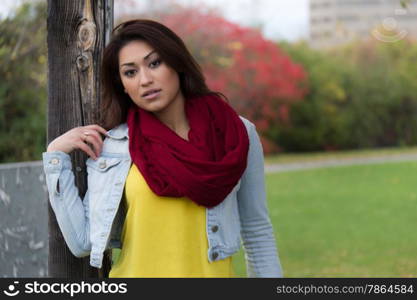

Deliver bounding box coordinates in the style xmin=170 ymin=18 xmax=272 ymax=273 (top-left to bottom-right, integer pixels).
xmin=46 ymin=0 xmax=113 ymax=278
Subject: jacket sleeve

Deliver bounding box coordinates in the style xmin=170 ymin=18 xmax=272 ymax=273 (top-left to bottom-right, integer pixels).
xmin=236 ymin=121 xmax=283 ymax=278
xmin=43 ymin=151 xmax=91 ymax=257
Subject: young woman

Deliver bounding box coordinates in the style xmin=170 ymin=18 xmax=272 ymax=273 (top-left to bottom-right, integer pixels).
xmin=43 ymin=19 xmax=283 ymax=278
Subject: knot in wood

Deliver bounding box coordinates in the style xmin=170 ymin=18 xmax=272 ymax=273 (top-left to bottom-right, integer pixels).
xmin=77 ymin=20 xmax=96 ymax=51
xmin=76 ymin=54 xmax=89 ymax=71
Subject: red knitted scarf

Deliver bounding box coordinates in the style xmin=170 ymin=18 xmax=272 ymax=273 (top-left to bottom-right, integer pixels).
xmin=126 ymin=93 xmax=249 ymax=208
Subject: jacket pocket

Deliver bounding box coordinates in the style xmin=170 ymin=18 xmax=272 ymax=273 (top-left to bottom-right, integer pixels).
xmin=86 ymin=157 xmax=122 ymax=172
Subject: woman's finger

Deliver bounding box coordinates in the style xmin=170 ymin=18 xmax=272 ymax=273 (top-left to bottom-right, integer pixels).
xmin=75 ymin=141 xmax=97 ymax=160
xmin=83 ymin=135 xmax=101 ymax=158
xmin=82 ymin=130 xmax=103 ymax=157
xmin=86 ymin=124 xmax=109 ymax=137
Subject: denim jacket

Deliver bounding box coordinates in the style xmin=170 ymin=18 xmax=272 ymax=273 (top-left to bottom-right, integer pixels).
xmin=42 ymin=116 xmax=283 ymax=277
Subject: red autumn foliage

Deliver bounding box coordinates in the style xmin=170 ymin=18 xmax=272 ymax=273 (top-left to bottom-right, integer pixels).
xmin=118 ymin=5 xmax=307 ymax=153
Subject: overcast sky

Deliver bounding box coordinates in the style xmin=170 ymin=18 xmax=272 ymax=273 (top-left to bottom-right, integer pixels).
xmin=176 ymin=0 xmax=310 ymax=41
xmin=0 ymin=0 xmax=309 ymax=41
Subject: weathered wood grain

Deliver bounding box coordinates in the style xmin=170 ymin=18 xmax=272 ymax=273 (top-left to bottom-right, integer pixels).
xmin=46 ymin=0 xmax=113 ymax=278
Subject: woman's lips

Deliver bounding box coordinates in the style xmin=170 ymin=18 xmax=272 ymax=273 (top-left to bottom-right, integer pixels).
xmin=142 ymin=89 xmax=161 ymax=100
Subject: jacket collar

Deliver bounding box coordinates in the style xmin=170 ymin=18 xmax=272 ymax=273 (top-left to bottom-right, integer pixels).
xmin=106 ymin=123 xmax=128 ymax=140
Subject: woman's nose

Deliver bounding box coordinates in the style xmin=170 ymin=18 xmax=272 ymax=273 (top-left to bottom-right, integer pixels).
xmin=140 ymin=69 xmax=153 ymax=86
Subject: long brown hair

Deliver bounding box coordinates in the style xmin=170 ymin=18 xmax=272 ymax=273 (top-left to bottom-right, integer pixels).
xmin=100 ymin=19 xmax=225 ymax=130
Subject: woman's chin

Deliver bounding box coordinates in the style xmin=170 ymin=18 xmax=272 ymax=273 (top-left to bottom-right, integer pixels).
xmin=133 ymin=102 xmax=166 ymax=113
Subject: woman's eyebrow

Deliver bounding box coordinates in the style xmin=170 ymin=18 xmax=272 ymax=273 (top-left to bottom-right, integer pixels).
xmin=143 ymin=50 xmax=157 ymax=61
xmin=120 ymin=50 xmax=157 ymax=67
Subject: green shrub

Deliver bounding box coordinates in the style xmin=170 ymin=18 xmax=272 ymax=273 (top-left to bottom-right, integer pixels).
xmin=0 ymin=1 xmax=46 ymax=163
xmin=274 ymin=38 xmax=417 ymax=152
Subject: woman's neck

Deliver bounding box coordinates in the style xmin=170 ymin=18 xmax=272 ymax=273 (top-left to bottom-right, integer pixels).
xmin=152 ymin=91 xmax=190 ymax=139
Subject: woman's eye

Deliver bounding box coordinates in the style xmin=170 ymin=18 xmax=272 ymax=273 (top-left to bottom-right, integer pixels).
xmin=124 ymin=70 xmax=136 ymax=77
xmin=149 ymin=59 xmax=161 ymax=68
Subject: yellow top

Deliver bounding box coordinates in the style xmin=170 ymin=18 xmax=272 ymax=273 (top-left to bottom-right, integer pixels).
xmin=108 ymin=163 xmax=234 ymax=278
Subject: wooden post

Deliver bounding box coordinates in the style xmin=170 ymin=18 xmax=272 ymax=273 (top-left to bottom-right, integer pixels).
xmin=46 ymin=0 xmax=113 ymax=278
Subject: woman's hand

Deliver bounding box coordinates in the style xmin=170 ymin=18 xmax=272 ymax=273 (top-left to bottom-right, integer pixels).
xmin=46 ymin=125 xmax=108 ymax=160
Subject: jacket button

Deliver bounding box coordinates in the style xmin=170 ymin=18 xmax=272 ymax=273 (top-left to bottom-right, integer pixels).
xmin=211 ymin=225 xmax=219 ymax=233
xmin=50 ymin=158 xmax=59 ymax=165
xmin=99 ymin=161 xmax=107 ymax=169
xmin=211 ymin=252 xmax=219 ymax=260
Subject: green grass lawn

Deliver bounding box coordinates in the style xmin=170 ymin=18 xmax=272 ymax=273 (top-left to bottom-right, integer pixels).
xmin=264 ymin=146 xmax=417 ymax=165
xmin=251 ymin=160 xmax=417 ymax=277
xmin=113 ymin=160 xmax=417 ymax=277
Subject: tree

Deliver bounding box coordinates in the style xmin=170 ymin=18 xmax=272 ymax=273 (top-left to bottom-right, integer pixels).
xmin=400 ymin=0 xmax=413 ymax=8
xmin=277 ymin=37 xmax=417 ymax=152
xmin=0 ymin=1 xmax=47 ymax=163
xmin=47 ymin=0 xmax=113 ymax=278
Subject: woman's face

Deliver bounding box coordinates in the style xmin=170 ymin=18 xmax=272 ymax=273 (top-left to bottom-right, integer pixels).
xmin=118 ymin=40 xmax=183 ymax=113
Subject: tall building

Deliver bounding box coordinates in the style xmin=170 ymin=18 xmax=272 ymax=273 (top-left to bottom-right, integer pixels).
xmin=309 ymin=0 xmax=417 ymax=48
